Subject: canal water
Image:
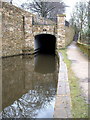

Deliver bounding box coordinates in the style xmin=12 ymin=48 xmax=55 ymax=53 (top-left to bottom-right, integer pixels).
xmin=1 ymin=54 xmax=59 ymax=118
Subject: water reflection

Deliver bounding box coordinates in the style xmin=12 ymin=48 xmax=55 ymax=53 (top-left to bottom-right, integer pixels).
xmin=1 ymin=54 xmax=58 ymax=118
xmin=34 ymin=54 xmax=56 ymax=74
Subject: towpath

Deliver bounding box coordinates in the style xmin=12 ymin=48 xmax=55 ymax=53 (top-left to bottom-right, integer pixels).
xmin=67 ymin=41 xmax=89 ymax=103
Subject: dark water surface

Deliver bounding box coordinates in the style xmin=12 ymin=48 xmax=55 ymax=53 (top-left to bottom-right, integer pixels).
xmin=1 ymin=54 xmax=59 ymax=118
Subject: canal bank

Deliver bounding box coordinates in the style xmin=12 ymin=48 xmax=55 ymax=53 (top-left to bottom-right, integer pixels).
xmin=57 ymin=43 xmax=88 ymax=118
xmin=54 ymin=52 xmax=72 ymax=118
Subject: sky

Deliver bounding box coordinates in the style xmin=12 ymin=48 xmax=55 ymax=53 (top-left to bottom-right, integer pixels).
xmin=5 ymin=0 xmax=89 ymax=21
xmin=64 ymin=0 xmax=89 ymax=20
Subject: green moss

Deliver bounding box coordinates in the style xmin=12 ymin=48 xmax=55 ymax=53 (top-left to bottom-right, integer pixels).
xmin=57 ymin=14 xmax=66 ymax=17
xmin=59 ymin=49 xmax=88 ymax=118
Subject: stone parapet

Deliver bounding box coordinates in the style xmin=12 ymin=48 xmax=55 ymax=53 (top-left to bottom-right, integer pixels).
xmin=57 ymin=14 xmax=66 ymax=17
xmin=33 ymin=25 xmax=56 ymax=36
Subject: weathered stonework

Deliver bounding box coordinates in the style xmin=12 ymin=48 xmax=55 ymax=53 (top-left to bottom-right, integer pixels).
xmin=2 ymin=2 xmax=25 ymax=57
xmin=24 ymin=14 xmax=34 ymax=51
xmin=54 ymin=53 xmax=72 ymax=118
xmin=0 ymin=1 xmax=2 ymax=113
xmin=57 ymin=14 xmax=66 ymax=49
xmin=33 ymin=25 xmax=56 ymax=36
xmin=33 ymin=15 xmax=56 ymax=25
xmin=1 ymin=2 xmax=74 ymax=57
xmin=65 ymin=26 xmax=75 ymax=46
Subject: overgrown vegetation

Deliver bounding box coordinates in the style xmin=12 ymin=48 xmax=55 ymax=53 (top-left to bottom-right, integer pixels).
xmin=77 ymin=42 xmax=90 ymax=60
xmin=59 ymin=49 xmax=88 ymax=118
xmin=70 ymin=1 xmax=90 ymax=44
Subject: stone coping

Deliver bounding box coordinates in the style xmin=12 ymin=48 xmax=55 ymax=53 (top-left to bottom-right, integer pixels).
xmin=33 ymin=24 xmax=56 ymax=26
xmin=53 ymin=52 xmax=72 ymax=118
xmin=57 ymin=14 xmax=66 ymax=17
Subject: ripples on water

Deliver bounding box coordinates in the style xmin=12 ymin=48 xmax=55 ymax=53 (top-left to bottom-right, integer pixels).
xmin=1 ymin=54 xmax=59 ymax=118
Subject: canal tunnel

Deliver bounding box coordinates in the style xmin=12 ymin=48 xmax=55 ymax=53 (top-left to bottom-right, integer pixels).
xmin=34 ymin=34 xmax=56 ymax=54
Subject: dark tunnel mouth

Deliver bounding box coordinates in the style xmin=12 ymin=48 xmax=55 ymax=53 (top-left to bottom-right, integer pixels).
xmin=34 ymin=34 xmax=56 ymax=55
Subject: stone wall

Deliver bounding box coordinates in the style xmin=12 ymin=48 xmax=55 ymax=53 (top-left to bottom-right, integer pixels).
xmin=1 ymin=2 xmax=57 ymax=57
xmin=0 ymin=1 xmax=2 ymax=113
xmin=2 ymin=2 xmax=25 ymax=56
xmin=2 ymin=2 xmax=36 ymax=57
xmin=24 ymin=17 xmax=57 ymax=53
xmin=0 ymin=1 xmax=2 ymax=57
xmin=1 ymin=2 xmax=67 ymax=57
xmin=24 ymin=14 xmax=34 ymax=52
xmin=65 ymin=26 xmax=75 ymax=46
xmin=33 ymin=25 xmax=56 ymax=36
xmin=33 ymin=15 xmax=56 ymax=25
xmin=57 ymin=14 xmax=66 ymax=49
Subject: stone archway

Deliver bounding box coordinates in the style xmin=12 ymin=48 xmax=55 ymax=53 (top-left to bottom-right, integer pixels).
xmin=34 ymin=33 xmax=56 ymax=54
xmin=23 ymin=14 xmax=66 ymax=54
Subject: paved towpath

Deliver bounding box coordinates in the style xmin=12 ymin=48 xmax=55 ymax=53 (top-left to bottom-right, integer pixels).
xmin=54 ymin=53 xmax=72 ymax=118
xmin=67 ymin=41 xmax=89 ymax=103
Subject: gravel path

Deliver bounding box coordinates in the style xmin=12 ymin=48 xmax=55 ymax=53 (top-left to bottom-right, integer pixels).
xmin=67 ymin=42 xmax=89 ymax=103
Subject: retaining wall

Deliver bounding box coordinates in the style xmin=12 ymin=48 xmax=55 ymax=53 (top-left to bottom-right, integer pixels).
xmin=65 ymin=26 xmax=75 ymax=46
xmin=2 ymin=2 xmax=25 ymax=56
xmin=1 ymin=2 xmax=74 ymax=57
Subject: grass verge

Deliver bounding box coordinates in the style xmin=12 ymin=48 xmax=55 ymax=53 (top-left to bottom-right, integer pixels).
xmin=77 ymin=42 xmax=90 ymax=60
xmin=59 ymin=49 xmax=88 ymax=118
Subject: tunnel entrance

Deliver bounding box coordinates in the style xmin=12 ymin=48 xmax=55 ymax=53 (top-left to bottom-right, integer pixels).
xmin=34 ymin=34 xmax=56 ymax=54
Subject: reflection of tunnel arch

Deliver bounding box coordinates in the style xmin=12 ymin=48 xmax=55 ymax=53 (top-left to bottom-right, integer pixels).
xmin=34 ymin=34 xmax=56 ymax=54
xmin=34 ymin=54 xmax=56 ymax=74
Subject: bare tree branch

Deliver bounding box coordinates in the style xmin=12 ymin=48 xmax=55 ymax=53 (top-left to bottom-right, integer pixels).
xmin=21 ymin=0 xmax=66 ymax=19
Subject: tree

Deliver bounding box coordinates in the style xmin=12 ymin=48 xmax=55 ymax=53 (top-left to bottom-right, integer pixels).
xmin=70 ymin=1 xmax=88 ymax=42
xmin=10 ymin=0 xmax=13 ymax=4
xmin=87 ymin=1 xmax=90 ymax=43
xmin=21 ymin=0 xmax=66 ymax=19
